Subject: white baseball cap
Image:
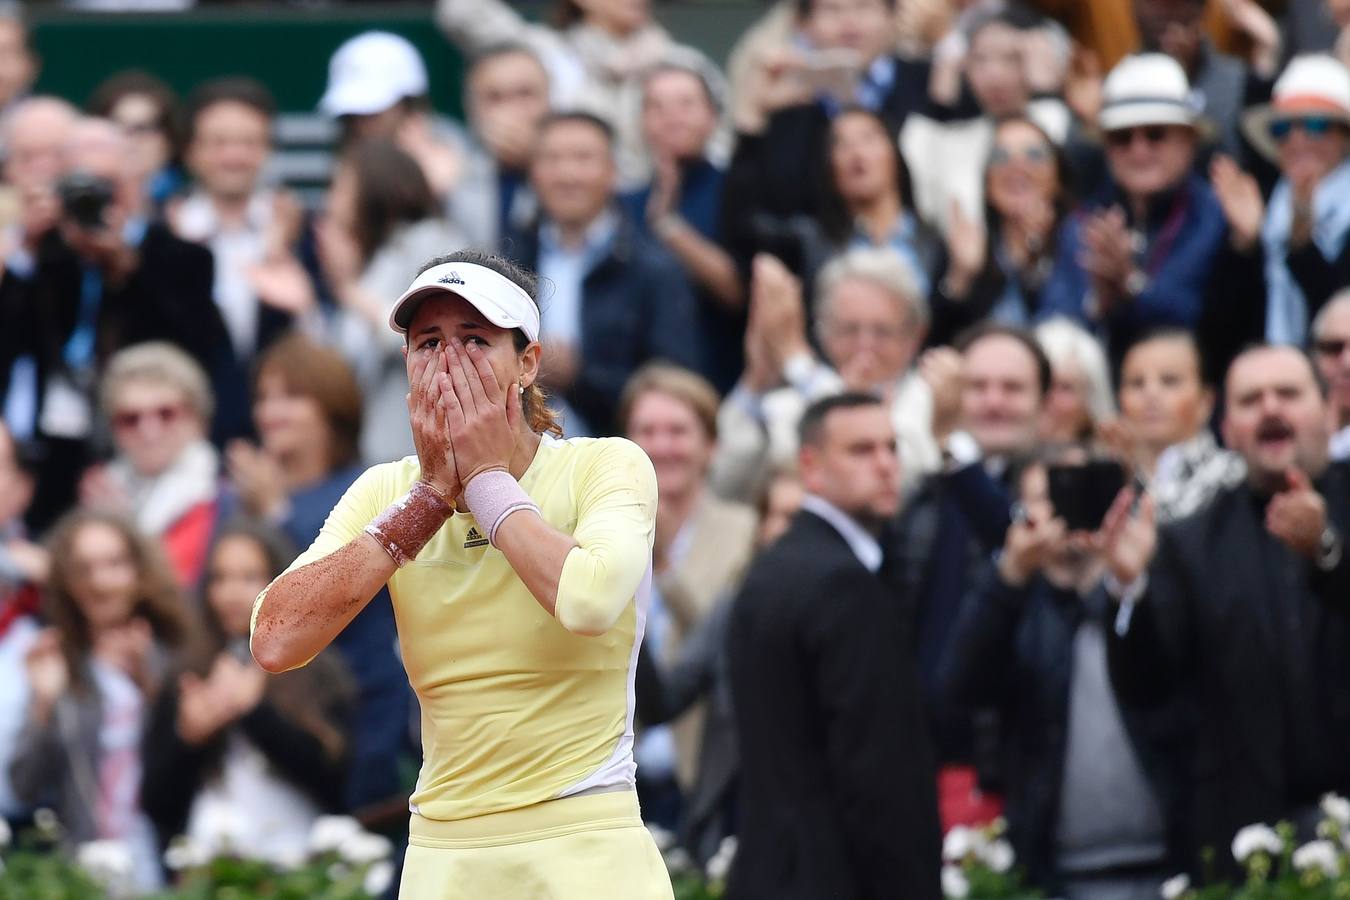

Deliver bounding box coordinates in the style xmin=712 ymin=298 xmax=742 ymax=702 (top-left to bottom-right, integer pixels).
xmin=1099 ymin=53 xmax=1200 ymax=133
xmin=1242 ymin=54 xmax=1350 ymax=162
xmin=390 ymin=261 xmax=541 ymax=342
xmin=319 ymin=31 xmax=429 ymax=118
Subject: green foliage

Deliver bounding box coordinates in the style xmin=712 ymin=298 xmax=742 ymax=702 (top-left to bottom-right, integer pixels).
xmin=0 ymin=848 xmax=107 ymax=900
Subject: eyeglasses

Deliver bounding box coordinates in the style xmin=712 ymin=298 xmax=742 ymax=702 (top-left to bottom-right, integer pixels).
xmin=1268 ymin=116 xmax=1335 ymax=142
xmin=1105 ymin=126 xmax=1171 ymax=149
xmin=117 ymin=119 xmax=163 ymax=138
xmin=989 ymin=144 xmax=1052 ymax=167
xmin=112 ymin=404 xmax=185 ymax=432
xmin=825 ymin=321 xmax=905 ymax=343
xmin=1315 ymin=338 xmax=1349 ymax=357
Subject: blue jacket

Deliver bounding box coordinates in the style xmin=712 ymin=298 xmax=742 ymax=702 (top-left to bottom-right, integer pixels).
xmin=1040 ymin=175 xmax=1264 ymax=379
xmin=509 ymin=210 xmax=705 ymax=434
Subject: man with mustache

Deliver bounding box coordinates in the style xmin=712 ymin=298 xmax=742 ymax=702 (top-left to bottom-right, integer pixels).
xmin=1102 ymin=344 xmax=1350 ymax=878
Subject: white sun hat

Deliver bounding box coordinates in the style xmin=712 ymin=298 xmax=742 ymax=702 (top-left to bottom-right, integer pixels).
xmin=1242 ymin=54 xmax=1350 ymax=162
xmin=319 ymin=31 xmax=429 ymax=118
xmin=1098 ymin=53 xmax=1200 ymax=133
xmin=390 ymin=261 xmax=541 ymax=342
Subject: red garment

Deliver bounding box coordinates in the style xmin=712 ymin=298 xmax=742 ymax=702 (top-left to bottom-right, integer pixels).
xmin=162 ymin=500 xmax=217 ymax=587
xmin=938 ymin=765 xmax=1004 ymax=832
xmin=0 ymin=583 xmax=40 ymax=638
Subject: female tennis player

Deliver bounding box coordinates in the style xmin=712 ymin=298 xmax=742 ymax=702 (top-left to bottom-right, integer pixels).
xmin=249 ymin=250 xmax=673 ymax=899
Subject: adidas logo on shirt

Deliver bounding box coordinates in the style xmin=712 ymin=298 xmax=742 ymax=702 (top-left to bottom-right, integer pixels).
xmin=464 ymin=526 xmax=489 ymax=549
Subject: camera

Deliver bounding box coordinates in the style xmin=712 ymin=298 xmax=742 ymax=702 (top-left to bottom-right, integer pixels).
xmin=1046 ymin=460 xmax=1127 ymax=532
xmin=56 ymin=171 xmax=116 ymax=230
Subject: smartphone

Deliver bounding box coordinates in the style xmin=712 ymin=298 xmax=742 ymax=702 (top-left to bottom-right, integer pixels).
xmin=796 ymin=48 xmax=862 ymax=101
xmin=1046 ymin=460 xmax=1126 ymax=532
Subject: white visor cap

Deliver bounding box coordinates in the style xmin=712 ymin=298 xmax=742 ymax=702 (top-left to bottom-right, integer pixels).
xmin=389 ymin=261 xmax=541 ymax=343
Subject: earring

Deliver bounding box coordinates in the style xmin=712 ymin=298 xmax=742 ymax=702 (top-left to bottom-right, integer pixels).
xmin=518 ymin=382 xmax=525 ymax=396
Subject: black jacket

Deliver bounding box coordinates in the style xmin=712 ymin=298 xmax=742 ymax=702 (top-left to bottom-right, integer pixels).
xmin=938 ymin=565 xmax=1190 ymax=890
xmin=726 ymin=509 xmax=940 ymax=900
xmin=1108 ymin=464 xmax=1350 ymax=876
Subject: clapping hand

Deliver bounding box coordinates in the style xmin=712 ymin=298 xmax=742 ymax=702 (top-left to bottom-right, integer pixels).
xmin=1266 ymin=468 xmax=1327 ymax=558
xmin=998 ymin=508 xmax=1067 ymax=587
xmin=226 ymin=440 xmax=289 ymax=520
xmin=24 ymin=628 xmax=69 ymax=723
xmin=1094 ymin=487 xmax=1157 ymax=588
xmin=1211 ymin=155 xmax=1264 ymax=252
xmin=919 ymin=346 xmax=964 ymax=443
xmin=944 ymin=200 xmax=987 ymax=298
xmin=1078 ymin=206 xmax=1133 ymax=315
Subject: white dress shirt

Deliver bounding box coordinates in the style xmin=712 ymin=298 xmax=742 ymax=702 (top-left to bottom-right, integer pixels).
xmin=799 ymin=494 xmax=883 ymax=573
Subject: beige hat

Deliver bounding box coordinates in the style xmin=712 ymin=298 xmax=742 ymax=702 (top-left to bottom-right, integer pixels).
xmin=1098 ymin=53 xmax=1200 ymax=133
xmin=1242 ymin=54 xmax=1350 ymax=162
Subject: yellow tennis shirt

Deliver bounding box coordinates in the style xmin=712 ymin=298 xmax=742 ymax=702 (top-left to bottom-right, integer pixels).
xmin=252 ymin=434 xmax=658 ymax=822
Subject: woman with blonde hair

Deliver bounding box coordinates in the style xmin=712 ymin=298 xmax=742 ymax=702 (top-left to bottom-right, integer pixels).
xmin=82 ymin=341 xmax=221 ymax=586
xmin=10 ymin=509 xmax=196 ymax=891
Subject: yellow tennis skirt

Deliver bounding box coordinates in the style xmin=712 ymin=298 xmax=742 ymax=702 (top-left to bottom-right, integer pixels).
xmin=398 ymin=790 xmax=674 ymax=900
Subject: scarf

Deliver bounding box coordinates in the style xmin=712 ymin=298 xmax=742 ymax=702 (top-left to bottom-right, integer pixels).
xmin=1261 ymin=160 xmax=1350 ymax=344
xmin=107 ymin=439 xmax=220 ymax=537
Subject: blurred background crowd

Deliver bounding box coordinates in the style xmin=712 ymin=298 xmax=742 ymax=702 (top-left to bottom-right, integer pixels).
xmin=0 ymin=0 xmax=1348 ymax=897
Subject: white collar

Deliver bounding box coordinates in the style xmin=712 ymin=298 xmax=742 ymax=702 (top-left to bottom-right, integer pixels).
xmin=800 ymin=494 xmax=883 ymax=573
xmin=1331 ymin=424 xmax=1350 ymax=461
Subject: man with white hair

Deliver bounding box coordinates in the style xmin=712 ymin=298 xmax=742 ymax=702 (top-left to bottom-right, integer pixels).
xmin=0 ymin=116 xmax=230 ymax=530
xmin=1312 ymin=290 xmax=1350 ymax=459
xmin=709 ymin=246 xmax=937 ymax=502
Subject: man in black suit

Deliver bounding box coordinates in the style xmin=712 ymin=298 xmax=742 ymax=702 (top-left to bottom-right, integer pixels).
xmin=726 ymin=393 xmax=941 ymax=900
xmin=1 ymin=117 xmax=232 ymax=529
xmin=1103 ymin=344 xmax=1350 ymax=877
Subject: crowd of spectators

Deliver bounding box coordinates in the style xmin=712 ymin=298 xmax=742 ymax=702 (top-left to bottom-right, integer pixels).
xmin=0 ymin=0 xmax=1349 ymax=897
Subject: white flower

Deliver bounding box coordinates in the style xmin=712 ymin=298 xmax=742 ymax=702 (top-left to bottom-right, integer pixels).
xmin=0 ymin=817 xmax=10 ymax=848
xmin=1322 ymin=794 xmax=1350 ymax=827
xmin=270 ymin=843 xmax=308 ymax=871
xmin=339 ymin=831 xmax=393 ymax=865
xmin=163 ymin=836 xmax=210 ymax=871
xmin=1161 ymin=873 xmax=1191 ymax=899
xmin=309 ymin=815 xmax=364 ymax=854
xmin=33 ymin=807 xmax=59 ymax=835
xmin=77 ymin=840 xmax=135 ymax=896
xmin=705 ymin=836 xmax=737 ymax=883
xmin=941 ymin=864 xmax=969 ymax=899
xmin=977 ymin=839 xmax=1014 ymax=874
xmin=942 ymin=825 xmax=982 ymax=862
xmin=646 ymin=824 xmax=675 ymax=852
xmin=1232 ymin=823 xmax=1283 ymax=863
xmin=1292 ymin=840 xmax=1340 ymax=878
xmin=364 ymin=860 xmax=395 ymax=896
xmin=663 ymin=847 xmax=695 ymax=875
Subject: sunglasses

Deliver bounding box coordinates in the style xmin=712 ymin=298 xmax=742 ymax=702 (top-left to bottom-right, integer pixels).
xmin=1105 ymin=126 xmax=1170 ymax=149
xmin=112 ymin=404 xmax=184 ymax=432
xmin=989 ymin=144 xmax=1052 ymax=167
xmin=1268 ymin=116 xmax=1335 ymax=142
xmin=1315 ymin=338 xmax=1349 ymax=357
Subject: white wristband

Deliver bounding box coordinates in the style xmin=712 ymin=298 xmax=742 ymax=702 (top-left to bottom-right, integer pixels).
xmin=463 ymin=470 xmax=540 ymax=546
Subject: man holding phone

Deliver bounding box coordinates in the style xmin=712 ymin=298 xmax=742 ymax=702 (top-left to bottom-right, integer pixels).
xmin=937 ymin=447 xmax=1180 ymax=900
xmin=0 ymin=117 xmax=229 ymax=529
